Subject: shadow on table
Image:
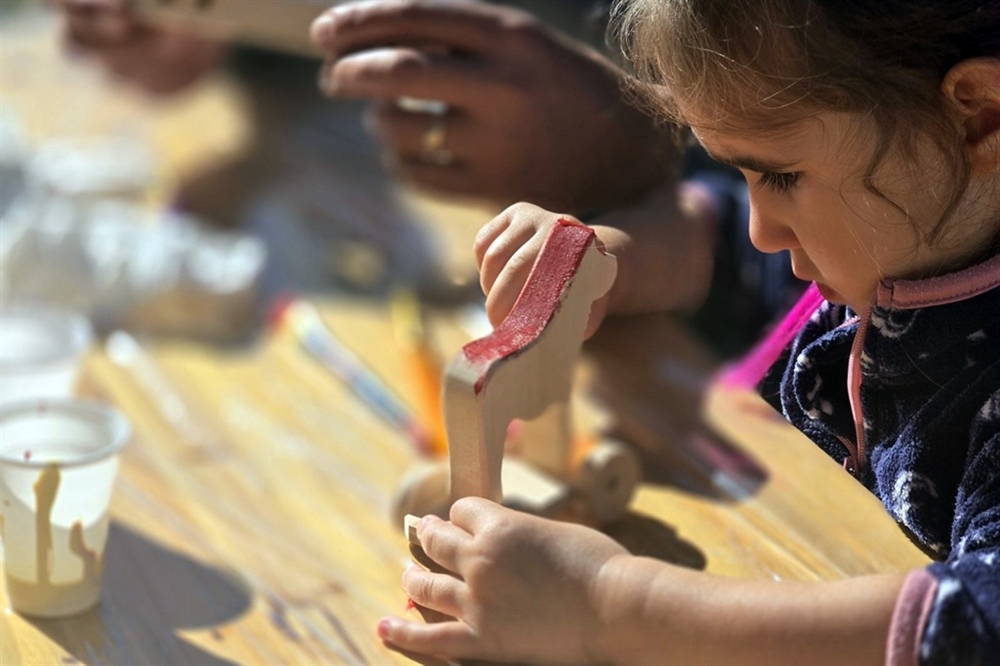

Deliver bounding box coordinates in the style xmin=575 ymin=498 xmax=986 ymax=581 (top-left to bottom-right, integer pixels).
xmin=605 ymin=512 xmax=708 ymax=570
xmin=26 ymin=522 xmax=253 ymax=666
xmin=584 ymin=312 xmax=769 ymax=501
xmin=625 ymin=423 xmax=770 ymax=501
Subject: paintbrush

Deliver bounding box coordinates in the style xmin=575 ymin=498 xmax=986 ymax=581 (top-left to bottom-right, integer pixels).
xmin=270 ymin=297 xmax=432 ymax=455
xmin=390 ymin=290 xmax=448 ymax=457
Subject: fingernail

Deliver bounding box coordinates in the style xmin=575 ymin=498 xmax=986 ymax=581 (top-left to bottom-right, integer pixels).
xmin=400 ymin=564 xmax=416 ymax=590
xmin=377 ymin=617 xmax=397 ymax=640
xmin=310 ymin=14 xmax=335 ymax=46
xmin=316 ymin=61 xmax=337 ymax=97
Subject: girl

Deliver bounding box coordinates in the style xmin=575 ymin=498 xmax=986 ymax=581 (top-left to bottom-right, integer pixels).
xmin=378 ymin=1 xmax=1000 ymax=664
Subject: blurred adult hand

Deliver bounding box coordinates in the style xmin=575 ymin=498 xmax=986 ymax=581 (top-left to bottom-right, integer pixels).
xmin=56 ymin=0 xmax=224 ymax=95
xmin=312 ymin=0 xmax=677 ymax=215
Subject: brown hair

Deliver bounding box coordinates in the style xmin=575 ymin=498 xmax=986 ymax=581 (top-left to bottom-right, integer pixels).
xmin=611 ymin=0 xmax=1000 ymax=242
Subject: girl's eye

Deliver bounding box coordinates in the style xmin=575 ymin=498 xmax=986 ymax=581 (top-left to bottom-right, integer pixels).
xmin=758 ymin=171 xmax=800 ymax=193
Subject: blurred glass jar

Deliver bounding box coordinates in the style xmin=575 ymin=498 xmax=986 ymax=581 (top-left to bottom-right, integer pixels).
xmin=0 ymin=108 xmax=29 ymax=220
xmin=24 ymin=135 xmax=156 ymax=206
xmin=0 ymin=133 xmax=265 ymax=342
xmin=0 ymin=302 xmax=93 ymax=408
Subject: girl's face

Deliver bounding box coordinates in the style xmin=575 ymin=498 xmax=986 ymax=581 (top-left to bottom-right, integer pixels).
xmin=687 ymin=110 xmax=981 ymax=313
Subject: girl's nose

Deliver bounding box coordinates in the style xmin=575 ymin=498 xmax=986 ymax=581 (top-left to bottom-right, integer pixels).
xmin=747 ymin=195 xmax=799 ymax=254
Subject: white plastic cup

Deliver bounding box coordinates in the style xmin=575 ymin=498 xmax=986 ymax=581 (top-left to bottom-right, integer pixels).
xmin=0 ymin=400 xmax=129 ymax=617
xmin=0 ymin=303 xmax=93 ymax=408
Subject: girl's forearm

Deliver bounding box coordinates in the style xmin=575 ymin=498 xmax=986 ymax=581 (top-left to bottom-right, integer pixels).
xmin=593 ymin=555 xmax=908 ymax=666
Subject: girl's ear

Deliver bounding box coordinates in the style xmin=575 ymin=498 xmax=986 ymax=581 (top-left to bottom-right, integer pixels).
xmin=942 ymin=57 xmax=1000 ymax=173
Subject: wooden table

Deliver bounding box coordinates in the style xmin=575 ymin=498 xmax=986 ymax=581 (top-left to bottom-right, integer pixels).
xmin=0 ymin=304 xmax=930 ymax=665
xmin=0 ymin=6 xmax=929 ymax=665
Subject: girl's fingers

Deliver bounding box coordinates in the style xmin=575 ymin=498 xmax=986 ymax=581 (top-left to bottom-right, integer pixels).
xmin=448 ymin=496 xmax=506 ymax=534
xmin=415 ymin=515 xmax=472 ymax=575
xmin=378 ymin=615 xmax=482 ymax=660
xmin=473 ymin=215 xmax=512 ymax=270
xmin=479 ymin=223 xmax=541 ymax=298
xmin=401 ymin=566 xmax=466 ymax=618
xmin=483 ymin=237 xmax=544 ymax=327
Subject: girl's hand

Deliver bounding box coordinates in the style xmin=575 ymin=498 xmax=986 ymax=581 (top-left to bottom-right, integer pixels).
xmin=475 ymin=202 xmax=613 ymax=338
xmin=380 ymin=497 xmax=629 ymax=665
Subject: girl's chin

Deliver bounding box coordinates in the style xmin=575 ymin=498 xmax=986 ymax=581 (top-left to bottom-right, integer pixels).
xmin=815 ymin=281 xmax=844 ymax=303
xmin=811 ymin=281 xmax=868 ymax=313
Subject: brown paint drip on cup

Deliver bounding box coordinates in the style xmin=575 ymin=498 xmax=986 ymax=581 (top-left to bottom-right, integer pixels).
xmin=35 ymin=463 xmax=59 ymax=592
xmin=69 ymin=520 xmax=101 ymax=583
xmin=6 ymin=464 xmax=102 ymax=617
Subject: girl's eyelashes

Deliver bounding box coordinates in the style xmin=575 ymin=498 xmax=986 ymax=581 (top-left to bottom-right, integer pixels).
xmin=757 ymin=170 xmax=801 ymax=193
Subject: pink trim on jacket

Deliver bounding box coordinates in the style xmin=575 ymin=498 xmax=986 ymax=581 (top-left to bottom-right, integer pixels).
xmin=877 ymin=251 xmax=1000 ymax=309
xmin=886 ymin=569 xmax=939 ymax=666
xmin=845 ymin=301 xmax=873 ymax=475
xmin=845 ymin=251 xmax=1000 ymax=474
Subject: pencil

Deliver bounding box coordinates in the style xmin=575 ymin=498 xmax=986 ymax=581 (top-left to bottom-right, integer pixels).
xmin=270 ymin=297 xmax=431 ymax=454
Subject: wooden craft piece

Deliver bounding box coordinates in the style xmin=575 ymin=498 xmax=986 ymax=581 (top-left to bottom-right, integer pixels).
xmin=393 ymin=453 xmax=571 ymax=531
xmin=131 ymin=0 xmax=329 ymax=58
xmin=394 ymin=218 xmax=640 ymax=532
xmin=444 ymin=219 xmax=617 ymax=504
xmin=571 ymin=439 xmax=642 ymax=524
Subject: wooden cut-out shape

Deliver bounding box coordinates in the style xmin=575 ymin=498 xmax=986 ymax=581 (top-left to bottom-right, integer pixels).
xmin=404 ymin=514 xmax=421 ymax=547
xmin=396 ymin=218 xmax=640 ymax=534
xmin=512 ymin=401 xmax=572 ymax=481
xmin=392 ymin=453 xmax=570 ymax=528
xmin=445 ymin=219 xmax=616 ymax=503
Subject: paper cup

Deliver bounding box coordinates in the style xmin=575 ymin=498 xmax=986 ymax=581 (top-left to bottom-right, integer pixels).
xmin=0 ymin=303 xmax=93 ymax=408
xmin=0 ymin=400 xmax=129 ymax=617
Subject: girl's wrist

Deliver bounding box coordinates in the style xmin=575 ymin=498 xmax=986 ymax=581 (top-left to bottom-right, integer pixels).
xmin=589 ymin=555 xmax=713 ymax=665
xmin=587 ymin=552 xmax=652 ymax=665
